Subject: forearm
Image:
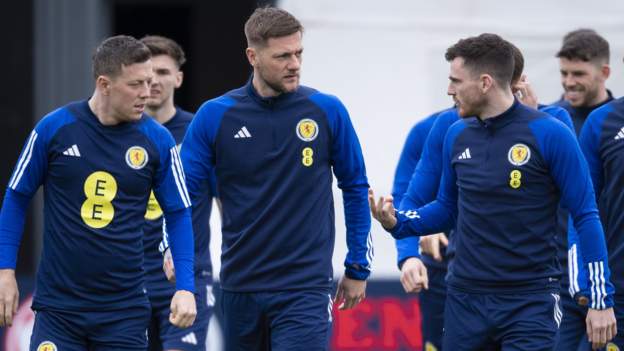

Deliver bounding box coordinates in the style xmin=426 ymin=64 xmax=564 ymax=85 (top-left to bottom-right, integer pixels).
xmin=343 ymin=185 xmax=372 ymax=280
xmin=0 ymin=190 xmax=30 ymax=269
xmin=164 ymin=207 xmax=195 ymax=292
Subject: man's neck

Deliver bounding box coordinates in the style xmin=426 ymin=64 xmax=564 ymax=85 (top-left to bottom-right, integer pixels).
xmin=88 ymin=94 xmax=119 ymax=126
xmin=146 ymin=103 xmax=177 ymax=125
xmin=479 ymin=90 xmax=515 ymax=120
xmin=252 ymin=74 xmax=281 ymax=98
xmin=587 ymin=88 xmax=609 ymax=107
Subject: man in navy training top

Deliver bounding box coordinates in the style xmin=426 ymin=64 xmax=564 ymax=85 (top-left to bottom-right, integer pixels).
xmin=579 ymin=66 xmax=624 ymax=349
xmin=393 ymin=42 xmax=575 ymax=351
xmin=552 ymin=28 xmax=616 ymax=351
xmin=0 ymin=35 xmax=197 ymax=350
xmin=177 ymin=7 xmax=372 ymax=351
xmin=140 ymin=35 xmax=216 ymax=351
xmin=370 ymin=33 xmax=616 ymax=350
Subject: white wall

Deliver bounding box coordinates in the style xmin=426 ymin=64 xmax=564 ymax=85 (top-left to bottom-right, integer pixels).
xmin=210 ymin=0 xmax=624 ymax=280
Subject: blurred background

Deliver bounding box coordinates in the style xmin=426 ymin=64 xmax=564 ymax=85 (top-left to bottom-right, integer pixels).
xmin=1 ymin=0 xmax=624 ymax=349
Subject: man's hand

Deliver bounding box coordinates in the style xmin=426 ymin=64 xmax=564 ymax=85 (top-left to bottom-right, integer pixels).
xmin=162 ymin=248 xmax=176 ymax=284
xmin=334 ymin=276 xmax=366 ymax=310
xmin=169 ymin=290 xmax=197 ymax=328
xmin=368 ymin=188 xmax=397 ymax=230
xmin=420 ymin=233 xmax=448 ymax=262
xmin=400 ymin=257 xmax=428 ymax=293
xmin=586 ymin=307 xmax=617 ymax=349
xmin=513 ymin=75 xmax=539 ymax=109
xmin=0 ymin=269 xmax=19 ymax=327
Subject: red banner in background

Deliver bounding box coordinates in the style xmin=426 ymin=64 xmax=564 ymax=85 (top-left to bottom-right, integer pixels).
xmin=332 ymin=297 xmax=422 ymax=350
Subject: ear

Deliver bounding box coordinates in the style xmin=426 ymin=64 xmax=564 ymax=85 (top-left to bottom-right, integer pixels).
xmin=174 ymin=70 xmax=183 ymax=89
xmin=601 ymin=64 xmax=610 ymax=80
xmin=479 ymin=74 xmax=493 ymax=93
xmin=96 ymin=76 xmax=112 ymax=96
xmin=246 ymin=47 xmax=257 ymax=67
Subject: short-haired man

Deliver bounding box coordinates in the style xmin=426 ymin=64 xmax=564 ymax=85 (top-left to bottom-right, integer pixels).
xmin=579 ymin=65 xmax=624 ymax=350
xmin=371 ymin=33 xmax=616 ymax=350
xmin=552 ymin=29 xmax=615 ymax=351
xmin=179 ymin=7 xmax=372 ymax=351
xmin=0 ymin=35 xmax=196 ymax=350
xmin=140 ymin=35 xmax=216 ymax=351
xmin=393 ymin=42 xmax=575 ymax=351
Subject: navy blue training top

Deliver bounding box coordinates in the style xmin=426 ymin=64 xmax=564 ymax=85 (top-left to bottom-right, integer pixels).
xmin=0 ymin=100 xmax=195 ymax=311
xmin=395 ymin=105 xmax=575 ymax=271
xmin=181 ymin=79 xmax=372 ymax=292
xmin=391 ymin=100 xmax=613 ymax=309
xmin=553 ymin=91 xmax=614 ymax=293
xmin=143 ymin=108 xmax=215 ymax=300
xmin=580 ymin=97 xmax=624 ymax=301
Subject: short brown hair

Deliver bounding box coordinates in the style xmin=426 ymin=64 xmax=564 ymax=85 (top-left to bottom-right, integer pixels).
xmin=244 ymin=7 xmax=303 ymax=47
xmin=140 ymin=35 xmax=186 ymax=68
xmin=445 ymin=33 xmax=515 ymax=86
xmin=510 ymin=42 xmax=525 ymax=85
xmin=556 ymin=29 xmax=610 ymax=64
xmin=92 ymin=35 xmax=151 ymax=79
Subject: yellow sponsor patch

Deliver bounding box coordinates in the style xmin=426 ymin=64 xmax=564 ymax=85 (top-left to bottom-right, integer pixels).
xmin=296 ymin=118 xmax=319 ymax=142
xmin=125 ymin=146 xmax=149 ymax=170
xmin=425 ymin=341 xmax=438 ymax=351
xmin=607 ymin=343 xmax=620 ymax=351
xmin=37 ymin=341 xmax=57 ymax=351
xmin=509 ymin=169 xmax=522 ymax=189
xmin=302 ymin=147 xmax=314 ymax=167
xmin=81 ymin=171 xmax=117 ymax=228
xmin=144 ymin=190 xmax=163 ymax=220
xmin=508 ymin=143 xmax=531 ymax=166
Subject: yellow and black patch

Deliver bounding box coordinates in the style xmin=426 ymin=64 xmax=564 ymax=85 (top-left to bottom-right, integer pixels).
xmin=509 ymin=169 xmax=522 ymax=189
xmin=125 ymin=146 xmax=149 ymax=170
xmin=508 ymin=143 xmax=531 ymax=166
xmin=296 ymin=118 xmax=319 ymax=142
xmin=37 ymin=341 xmax=57 ymax=351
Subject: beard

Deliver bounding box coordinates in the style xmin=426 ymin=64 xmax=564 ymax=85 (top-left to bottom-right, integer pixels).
xmin=256 ymin=67 xmax=299 ymax=95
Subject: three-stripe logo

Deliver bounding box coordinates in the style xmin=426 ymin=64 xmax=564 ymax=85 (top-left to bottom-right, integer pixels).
xmin=458 ymin=148 xmax=471 ymax=160
xmin=614 ymin=126 xmax=624 ymax=140
xmin=62 ymin=144 xmax=81 ymax=157
xmin=234 ymin=126 xmax=252 ymax=139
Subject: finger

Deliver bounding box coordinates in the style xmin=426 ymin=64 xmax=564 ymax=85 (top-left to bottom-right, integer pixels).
xmin=440 ymin=234 xmax=449 ymax=247
xmin=5 ymin=299 xmax=13 ymax=327
xmin=422 ymin=267 xmax=429 ymax=290
xmin=599 ymin=323 xmax=607 ymax=347
xmin=368 ymin=189 xmax=377 ymax=218
xmin=408 ymin=270 xmax=423 ymax=293
xmin=400 ymin=274 xmax=413 ymax=293
xmin=334 ymin=285 xmax=344 ymax=304
xmin=432 ymin=237 xmax=441 ymax=262
xmin=0 ymin=300 xmax=5 ymax=327
xmin=606 ymin=320 xmax=614 ymax=342
xmin=403 ymin=271 xmax=417 ymax=293
xmin=586 ymin=315 xmax=593 ymax=342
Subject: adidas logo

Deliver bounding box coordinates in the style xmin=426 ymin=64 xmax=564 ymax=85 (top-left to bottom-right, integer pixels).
xmin=458 ymin=147 xmax=471 ymax=160
xmin=615 ymin=126 xmax=624 ymax=140
xmin=234 ymin=126 xmax=252 ymax=139
xmin=181 ymin=332 xmax=198 ymax=345
xmin=62 ymin=144 xmax=81 ymax=157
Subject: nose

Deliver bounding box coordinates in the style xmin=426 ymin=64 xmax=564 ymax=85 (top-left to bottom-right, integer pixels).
xmin=447 ymin=83 xmax=454 ymax=96
xmin=139 ymin=82 xmax=150 ymax=98
xmin=288 ymin=55 xmax=301 ymax=71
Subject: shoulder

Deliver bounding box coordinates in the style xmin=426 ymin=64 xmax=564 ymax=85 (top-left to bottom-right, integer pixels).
xmin=35 ymin=102 xmax=80 ymax=138
xmin=195 ymin=93 xmax=239 ymax=121
xmin=137 ymin=115 xmax=175 ymax=147
xmin=304 ymin=87 xmax=343 ymax=112
xmin=586 ymin=98 xmax=619 ymax=125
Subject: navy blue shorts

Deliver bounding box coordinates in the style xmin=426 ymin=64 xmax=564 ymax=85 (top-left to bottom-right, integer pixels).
xmin=443 ymin=287 xmax=561 ymax=351
xmin=419 ymin=265 xmax=447 ymax=351
xmin=147 ymin=278 xmax=214 ymax=351
xmin=30 ymin=304 xmax=150 ymax=351
xmin=555 ymin=292 xmax=590 ymax=351
xmin=221 ymin=288 xmax=332 ymax=351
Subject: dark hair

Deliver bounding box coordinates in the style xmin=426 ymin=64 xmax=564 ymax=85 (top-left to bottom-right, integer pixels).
xmin=510 ymin=42 xmax=524 ymax=85
xmin=445 ymin=33 xmax=514 ymax=86
xmin=92 ymin=35 xmax=151 ymax=79
xmin=140 ymin=35 xmax=186 ymax=68
xmin=556 ymin=29 xmax=609 ymax=64
xmin=244 ymin=7 xmax=303 ymax=47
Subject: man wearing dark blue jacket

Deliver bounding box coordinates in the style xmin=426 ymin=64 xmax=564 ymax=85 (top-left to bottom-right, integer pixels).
xmin=553 ymin=29 xmax=615 ymax=351
xmin=371 ymin=33 xmax=616 ymax=350
xmin=579 ymin=94 xmax=624 ymax=349
xmin=0 ymin=35 xmax=196 ymax=350
xmin=179 ymin=7 xmax=372 ymax=351
xmin=393 ymin=43 xmax=575 ymax=351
